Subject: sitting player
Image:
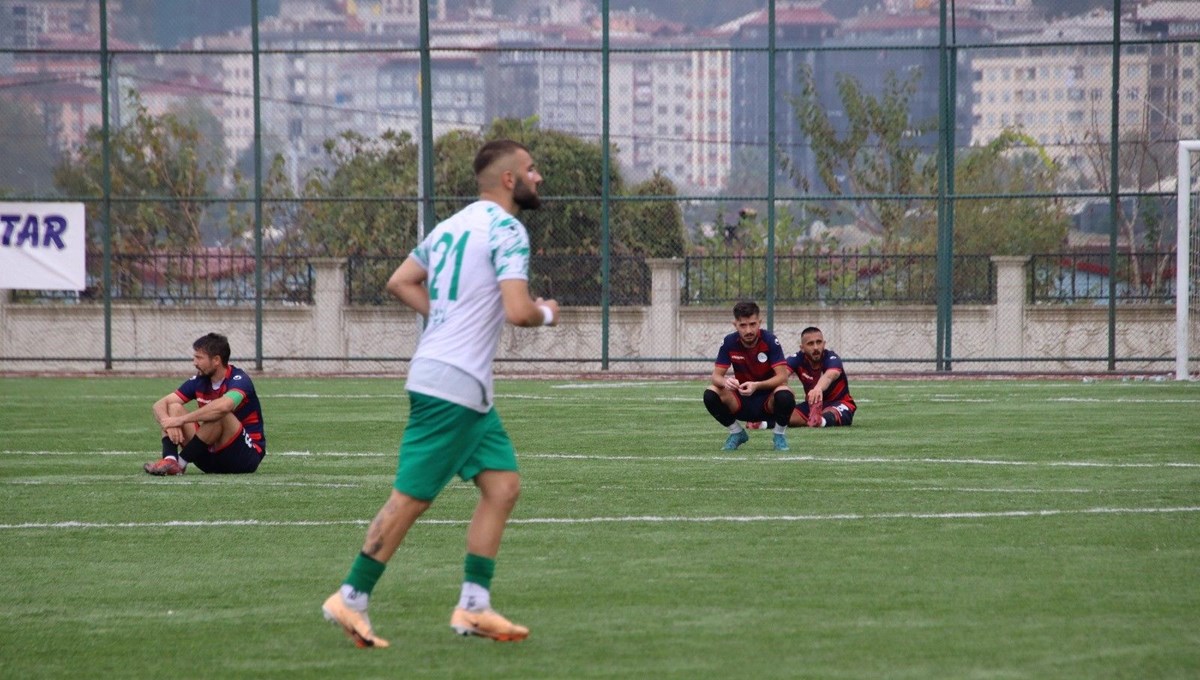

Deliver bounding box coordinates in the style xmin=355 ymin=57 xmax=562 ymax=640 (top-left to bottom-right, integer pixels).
xmin=143 ymin=332 xmax=267 ymax=475
xmin=786 ymin=326 xmax=857 ymax=428
xmin=703 ymin=300 xmax=796 ymax=451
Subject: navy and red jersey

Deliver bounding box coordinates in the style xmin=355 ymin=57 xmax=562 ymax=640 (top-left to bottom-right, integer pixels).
xmin=175 ymin=364 xmax=267 ymax=454
xmin=786 ymin=349 xmax=855 ymax=408
xmin=715 ymin=329 xmax=788 ymax=384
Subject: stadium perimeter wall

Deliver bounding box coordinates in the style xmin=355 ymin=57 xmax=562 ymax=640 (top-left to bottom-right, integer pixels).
xmin=0 ymin=258 xmax=1188 ymax=375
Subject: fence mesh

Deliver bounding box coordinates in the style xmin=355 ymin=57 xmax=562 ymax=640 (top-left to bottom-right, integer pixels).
xmin=1 ymin=1 xmax=1196 ymax=374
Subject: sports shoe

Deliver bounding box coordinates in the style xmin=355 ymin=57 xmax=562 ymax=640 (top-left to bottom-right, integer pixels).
xmin=807 ymin=400 xmax=824 ymax=428
xmin=722 ymin=430 xmax=750 ymax=450
xmin=322 ymin=591 xmax=390 ymax=648
xmin=450 ymin=607 xmax=529 ymax=642
xmin=745 ymin=420 xmax=770 ymax=430
xmin=772 ymin=433 xmax=790 ymax=451
xmin=143 ymin=457 xmax=184 ymax=476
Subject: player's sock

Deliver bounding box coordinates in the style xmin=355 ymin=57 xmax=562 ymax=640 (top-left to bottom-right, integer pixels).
xmin=459 ymin=553 xmax=495 ymax=611
xmin=463 ymin=553 xmax=495 ymax=589
xmin=178 ymin=436 xmax=210 ymax=462
xmin=343 ymin=552 xmax=387 ymax=606
xmin=703 ymin=389 xmax=736 ymax=427
xmin=772 ymin=390 xmax=796 ymax=430
xmin=727 ymin=422 xmax=745 ymax=434
xmin=161 ymin=436 xmax=177 ymax=458
xmin=457 ymin=581 xmax=491 ymax=612
xmin=338 ymin=583 xmax=370 ymax=611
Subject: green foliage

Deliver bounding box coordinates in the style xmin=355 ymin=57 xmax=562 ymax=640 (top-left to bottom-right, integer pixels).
xmin=789 ymin=64 xmax=935 ymax=247
xmin=291 ymin=129 xmax=419 ymax=257
xmin=54 ymin=91 xmax=217 ymax=252
xmin=616 ymin=171 xmax=686 ymax=258
xmin=906 ymin=129 xmax=1069 ymax=256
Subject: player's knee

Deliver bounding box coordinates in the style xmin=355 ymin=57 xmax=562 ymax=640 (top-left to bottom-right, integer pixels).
xmin=703 ymin=388 xmax=736 ymax=426
xmin=479 ymin=471 xmax=521 ymax=507
xmin=772 ymin=390 xmax=796 ymax=419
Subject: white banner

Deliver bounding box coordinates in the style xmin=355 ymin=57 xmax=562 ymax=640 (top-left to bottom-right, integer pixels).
xmin=0 ymin=202 xmax=86 ymax=291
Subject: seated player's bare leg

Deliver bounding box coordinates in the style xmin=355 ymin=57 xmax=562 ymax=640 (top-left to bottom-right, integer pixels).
xmin=189 ymin=412 xmax=243 ymax=448
xmin=466 ymin=470 xmax=521 ymax=558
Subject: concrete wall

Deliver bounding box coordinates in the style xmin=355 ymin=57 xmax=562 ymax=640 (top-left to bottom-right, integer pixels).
xmin=0 ymin=257 xmax=1193 ymax=375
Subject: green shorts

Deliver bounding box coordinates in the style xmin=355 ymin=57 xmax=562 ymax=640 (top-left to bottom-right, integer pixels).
xmin=393 ymin=391 xmax=518 ymax=501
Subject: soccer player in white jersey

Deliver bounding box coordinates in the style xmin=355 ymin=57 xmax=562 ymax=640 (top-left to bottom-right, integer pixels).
xmin=322 ymin=139 xmax=559 ymax=647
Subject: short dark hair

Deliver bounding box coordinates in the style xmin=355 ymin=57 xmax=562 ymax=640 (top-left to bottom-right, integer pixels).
xmin=733 ymin=300 xmax=760 ymax=320
xmin=474 ymin=139 xmax=529 ymax=176
xmin=801 ymin=326 xmax=822 ymax=337
xmin=193 ymin=333 xmax=231 ymax=364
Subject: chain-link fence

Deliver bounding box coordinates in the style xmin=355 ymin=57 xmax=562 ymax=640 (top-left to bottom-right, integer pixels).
xmin=0 ymin=0 xmax=1196 ymax=374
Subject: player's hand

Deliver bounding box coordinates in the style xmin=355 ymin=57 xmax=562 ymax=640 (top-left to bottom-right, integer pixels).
xmin=162 ymin=415 xmax=186 ymax=431
xmin=724 ymin=376 xmax=740 ymax=391
xmin=807 ymin=388 xmax=822 ymax=405
xmin=738 ymin=381 xmax=756 ymax=396
xmin=164 ymin=426 xmax=185 ymax=445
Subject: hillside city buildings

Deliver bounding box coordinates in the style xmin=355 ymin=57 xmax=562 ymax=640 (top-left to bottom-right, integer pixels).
xmin=1 ymin=0 xmax=1198 ymax=195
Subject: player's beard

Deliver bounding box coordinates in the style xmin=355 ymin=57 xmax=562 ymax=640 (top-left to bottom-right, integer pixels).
xmin=513 ymin=176 xmax=542 ymax=210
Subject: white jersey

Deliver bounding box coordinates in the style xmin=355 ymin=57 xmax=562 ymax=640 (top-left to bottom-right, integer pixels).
xmin=405 ymin=200 xmax=530 ymax=411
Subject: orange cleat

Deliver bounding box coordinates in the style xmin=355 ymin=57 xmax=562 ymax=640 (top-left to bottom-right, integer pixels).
xmin=322 ymin=592 xmax=389 ymax=648
xmin=450 ymin=607 xmax=529 ymax=642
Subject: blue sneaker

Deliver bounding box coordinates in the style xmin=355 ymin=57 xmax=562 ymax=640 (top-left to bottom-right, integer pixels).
xmin=772 ymin=433 xmax=790 ymax=451
xmin=722 ymin=430 xmax=750 ymax=450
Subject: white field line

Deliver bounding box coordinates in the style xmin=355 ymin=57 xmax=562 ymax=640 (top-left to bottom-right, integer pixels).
xmin=595 ymin=484 xmax=1108 ymax=494
xmin=4 ymin=479 xmax=362 ymax=488
xmin=9 ymin=392 xmax=1195 ymax=403
xmin=552 ymin=381 xmax=689 ymax=389
xmin=4 ymin=450 xmax=1199 ymax=469
xmin=3 ymin=506 xmax=1198 ymax=531
xmin=526 ymin=453 xmax=1200 ymax=469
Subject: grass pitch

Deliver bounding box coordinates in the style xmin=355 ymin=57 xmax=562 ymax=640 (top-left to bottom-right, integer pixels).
xmin=0 ymin=375 xmax=1198 ymax=679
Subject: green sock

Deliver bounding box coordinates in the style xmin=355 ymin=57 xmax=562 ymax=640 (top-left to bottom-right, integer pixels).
xmin=464 ymin=553 xmax=495 ymax=590
xmin=344 ymin=552 xmax=386 ymax=595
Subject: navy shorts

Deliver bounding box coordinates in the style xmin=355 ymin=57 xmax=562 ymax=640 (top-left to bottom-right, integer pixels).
xmin=732 ymin=390 xmax=779 ymax=422
xmin=191 ymin=428 xmax=264 ymax=474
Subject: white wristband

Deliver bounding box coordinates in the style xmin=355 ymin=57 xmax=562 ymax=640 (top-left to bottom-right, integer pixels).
xmin=538 ymin=304 xmax=554 ymax=326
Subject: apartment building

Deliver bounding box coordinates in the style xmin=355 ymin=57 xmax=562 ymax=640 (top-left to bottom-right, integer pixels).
xmin=969 ymin=10 xmax=1146 ymax=155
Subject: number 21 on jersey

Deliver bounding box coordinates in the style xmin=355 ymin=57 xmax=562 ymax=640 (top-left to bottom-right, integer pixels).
xmin=428 ymin=231 xmax=469 ymax=301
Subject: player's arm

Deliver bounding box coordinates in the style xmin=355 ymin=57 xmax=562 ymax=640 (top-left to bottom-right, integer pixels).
xmin=162 ymin=394 xmax=240 ymax=428
xmin=809 ymin=368 xmax=842 ymax=404
xmin=386 ymin=256 xmax=430 ymax=316
xmin=153 ymin=392 xmax=184 ymax=425
xmin=711 ymin=365 xmax=738 ymax=391
xmin=153 ymin=392 xmax=187 ymax=442
xmin=499 ymin=278 xmax=558 ymax=327
xmin=741 ymin=364 xmax=789 ymax=395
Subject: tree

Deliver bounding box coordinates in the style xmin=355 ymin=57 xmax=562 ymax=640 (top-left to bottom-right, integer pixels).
xmin=616 ymin=171 xmax=686 ymax=258
xmin=788 ymin=64 xmax=936 ymax=247
xmin=909 ymin=130 xmax=1069 ymax=255
xmin=1077 ymin=107 xmax=1177 ymax=297
xmin=290 ymin=129 xmax=419 ymax=257
xmin=0 ymin=98 xmax=59 ymax=196
xmin=54 ymin=91 xmax=218 ymax=252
